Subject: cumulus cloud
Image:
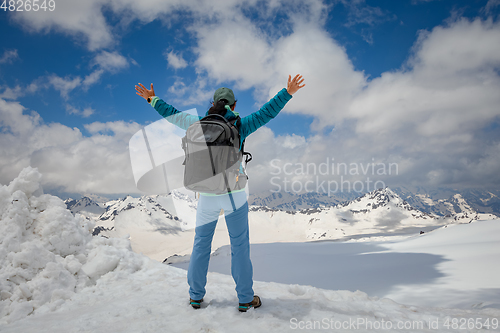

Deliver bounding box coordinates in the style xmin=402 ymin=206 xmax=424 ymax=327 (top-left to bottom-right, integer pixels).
xmin=193 ymin=16 xmax=276 ymax=91
xmin=31 ymin=120 xmax=142 ymax=194
xmin=348 ymin=18 xmax=500 ymax=139
xmin=11 ymin=0 xmax=114 ymax=51
xmin=5 ymin=0 xmax=500 ymax=194
xmin=190 ymin=6 xmax=366 ymax=126
xmin=212 ymin=15 xmax=500 ymax=193
xmin=165 ymin=51 xmax=188 ymax=69
xmin=92 ymin=51 xmax=130 ymax=72
xmin=48 ymin=75 xmax=82 ymax=100
xmin=0 ymin=97 xmax=141 ymax=194
xmin=0 ymin=86 xmax=23 ymax=100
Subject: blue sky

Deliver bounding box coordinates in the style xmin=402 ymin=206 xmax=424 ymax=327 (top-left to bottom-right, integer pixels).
xmin=1 ymin=0 xmax=499 ymax=197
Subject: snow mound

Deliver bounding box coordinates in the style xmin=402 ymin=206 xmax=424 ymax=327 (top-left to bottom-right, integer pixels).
xmin=0 ymin=167 xmax=147 ymax=325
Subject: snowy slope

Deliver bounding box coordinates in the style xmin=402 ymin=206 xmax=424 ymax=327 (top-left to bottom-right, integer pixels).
xmin=247 ymin=188 xmax=494 ymax=244
xmin=382 ymin=220 xmax=500 ymax=309
xmin=0 ymin=167 xmax=149 ymax=325
xmin=1 ymin=168 xmax=499 ymax=333
xmin=175 ymin=219 xmax=500 ymax=310
xmin=93 ymin=193 xmax=198 ymax=261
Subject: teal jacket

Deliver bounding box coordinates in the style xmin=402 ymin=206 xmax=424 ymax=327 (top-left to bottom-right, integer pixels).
xmin=151 ymin=88 xmax=292 ymax=147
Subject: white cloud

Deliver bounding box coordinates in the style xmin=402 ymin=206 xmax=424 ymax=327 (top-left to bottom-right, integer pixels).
xmin=48 ymin=75 xmax=82 ymax=99
xmin=92 ymin=51 xmax=130 ymax=71
xmin=410 ymin=18 xmax=500 ymax=75
xmin=11 ymin=0 xmax=114 ymax=51
xmin=167 ymin=77 xmax=213 ymax=106
xmin=348 ymin=18 xmax=500 ymax=138
xmin=193 ymin=16 xmax=276 ymax=91
xmin=0 ymin=85 xmax=23 ymax=100
xmin=483 ymin=0 xmax=500 ymax=15
xmin=333 ymin=0 xmax=397 ymax=44
xmin=165 ymin=51 xmax=188 ymax=69
xmin=167 ymin=79 xmax=188 ymax=96
xmin=147 ymin=4 xmax=500 ymax=191
xmin=82 ymin=69 xmax=105 ymax=88
xmin=66 ymin=104 xmax=95 ymax=118
xmin=0 ymin=97 xmax=142 ymax=194
xmin=340 ymin=0 xmax=395 ymax=27
xmin=190 ymin=7 xmax=366 ymax=124
xmin=31 ymin=121 xmax=143 ymax=194
xmin=5 ymin=1 xmax=500 ymax=192
xmin=10 ymin=0 xmax=235 ymax=51
xmin=0 ymin=49 xmax=19 ymax=64
xmin=0 ymin=98 xmax=81 ymax=185
xmin=276 ymin=134 xmax=307 ymax=149
xmin=231 ymin=16 xmax=500 ymax=192
xmin=48 ymin=51 xmax=129 ymax=102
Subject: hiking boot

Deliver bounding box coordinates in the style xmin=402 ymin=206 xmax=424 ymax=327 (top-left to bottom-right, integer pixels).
xmin=238 ymin=295 xmax=262 ymax=312
xmin=190 ymin=298 xmax=203 ymax=309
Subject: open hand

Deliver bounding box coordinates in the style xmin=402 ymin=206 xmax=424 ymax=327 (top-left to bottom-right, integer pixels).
xmin=135 ymin=83 xmax=155 ymax=100
xmin=287 ymin=74 xmax=305 ymax=95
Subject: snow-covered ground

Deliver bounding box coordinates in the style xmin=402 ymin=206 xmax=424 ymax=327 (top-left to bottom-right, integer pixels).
xmin=1 ymin=168 xmax=500 ymax=332
xmin=173 ymin=220 xmax=500 ymax=310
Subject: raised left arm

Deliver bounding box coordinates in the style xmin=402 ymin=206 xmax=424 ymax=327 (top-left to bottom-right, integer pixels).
xmin=239 ymin=74 xmax=305 ymax=140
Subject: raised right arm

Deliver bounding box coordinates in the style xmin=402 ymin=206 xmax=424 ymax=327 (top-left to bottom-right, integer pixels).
xmin=135 ymin=82 xmax=199 ymax=130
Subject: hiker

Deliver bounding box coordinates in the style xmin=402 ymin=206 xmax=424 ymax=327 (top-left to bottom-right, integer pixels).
xmin=135 ymin=74 xmax=305 ymax=311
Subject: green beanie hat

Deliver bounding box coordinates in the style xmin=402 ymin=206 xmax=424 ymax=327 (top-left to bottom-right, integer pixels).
xmin=213 ymin=87 xmax=235 ymax=105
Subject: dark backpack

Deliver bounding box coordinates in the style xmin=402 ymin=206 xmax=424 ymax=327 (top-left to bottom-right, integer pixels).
xmin=181 ymin=114 xmax=252 ymax=194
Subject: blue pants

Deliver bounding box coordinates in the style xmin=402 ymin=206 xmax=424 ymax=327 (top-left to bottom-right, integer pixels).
xmin=187 ymin=191 xmax=254 ymax=303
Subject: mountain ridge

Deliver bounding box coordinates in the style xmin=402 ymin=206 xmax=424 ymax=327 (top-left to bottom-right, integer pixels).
xmin=66 ymin=187 xmax=497 ymax=262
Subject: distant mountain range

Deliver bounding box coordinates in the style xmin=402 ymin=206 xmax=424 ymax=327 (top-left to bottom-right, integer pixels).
xmin=247 ymin=190 xmax=356 ymax=211
xmin=392 ymin=186 xmax=500 ymax=216
xmin=248 ymin=187 xmax=500 ymax=216
xmin=65 ymin=187 xmax=498 ymax=262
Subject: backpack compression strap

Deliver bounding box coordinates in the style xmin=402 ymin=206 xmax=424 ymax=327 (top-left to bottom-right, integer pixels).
xmin=236 ymin=117 xmax=252 ymax=165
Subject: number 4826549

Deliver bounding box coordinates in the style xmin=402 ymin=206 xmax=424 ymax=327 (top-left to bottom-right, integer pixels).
xmin=1 ymin=0 xmax=56 ymax=11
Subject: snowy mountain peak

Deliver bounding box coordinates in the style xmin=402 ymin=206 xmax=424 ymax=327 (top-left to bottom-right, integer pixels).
xmin=341 ymin=187 xmax=413 ymax=213
xmin=65 ymin=196 xmax=105 ymax=215
xmin=98 ymin=195 xmax=175 ymax=222
xmin=362 ymin=187 xmax=399 ymax=205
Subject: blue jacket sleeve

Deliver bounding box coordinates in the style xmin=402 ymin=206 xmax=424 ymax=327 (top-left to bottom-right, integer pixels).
xmin=153 ymin=99 xmax=200 ymax=131
xmin=239 ymin=88 xmax=292 ymax=140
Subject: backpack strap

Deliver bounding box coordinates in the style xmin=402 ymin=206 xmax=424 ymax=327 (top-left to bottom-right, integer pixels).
xmin=202 ymin=113 xmax=231 ymax=123
xmin=241 ymin=140 xmax=252 ymax=164
xmin=235 ymin=117 xmax=252 ymax=165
